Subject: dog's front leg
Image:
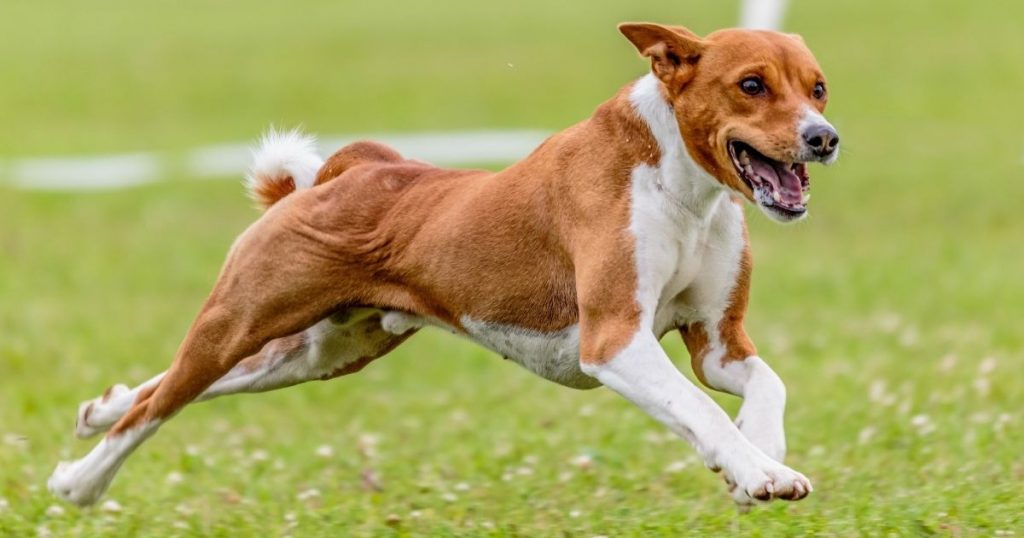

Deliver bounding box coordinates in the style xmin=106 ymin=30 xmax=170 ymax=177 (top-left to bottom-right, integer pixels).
xmin=580 ymin=330 xmax=810 ymax=506
xmin=681 ymin=323 xmax=788 ymax=464
xmin=710 ymin=355 xmax=787 ymax=464
xmin=679 ymin=234 xmax=789 ymax=465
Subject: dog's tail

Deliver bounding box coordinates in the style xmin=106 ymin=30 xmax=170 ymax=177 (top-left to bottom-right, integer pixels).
xmin=245 ymin=128 xmax=325 ymax=210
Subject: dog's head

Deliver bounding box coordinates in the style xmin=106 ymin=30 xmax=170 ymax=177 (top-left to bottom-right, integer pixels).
xmin=620 ymin=22 xmax=839 ymax=223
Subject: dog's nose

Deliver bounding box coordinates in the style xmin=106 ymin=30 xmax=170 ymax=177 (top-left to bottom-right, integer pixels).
xmin=802 ymin=124 xmax=839 ymax=156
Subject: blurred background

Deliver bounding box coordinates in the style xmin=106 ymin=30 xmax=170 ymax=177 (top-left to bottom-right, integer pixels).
xmin=1 ymin=0 xmax=1022 ymax=535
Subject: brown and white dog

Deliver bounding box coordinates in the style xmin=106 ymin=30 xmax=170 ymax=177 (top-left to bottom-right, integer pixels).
xmin=49 ymin=22 xmax=839 ymax=509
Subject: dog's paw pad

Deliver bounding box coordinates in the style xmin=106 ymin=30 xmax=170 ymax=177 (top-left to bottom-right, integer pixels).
xmin=728 ymin=463 xmax=812 ymax=507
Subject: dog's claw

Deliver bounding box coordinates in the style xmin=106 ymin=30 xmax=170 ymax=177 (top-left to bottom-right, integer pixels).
xmin=724 ymin=458 xmax=813 ymax=508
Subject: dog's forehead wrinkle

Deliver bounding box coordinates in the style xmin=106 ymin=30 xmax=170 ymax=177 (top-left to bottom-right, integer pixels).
xmin=702 ymin=31 xmax=821 ymax=85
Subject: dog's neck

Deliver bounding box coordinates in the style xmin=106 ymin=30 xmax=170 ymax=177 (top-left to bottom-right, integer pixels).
xmin=628 ymin=74 xmax=727 ymax=223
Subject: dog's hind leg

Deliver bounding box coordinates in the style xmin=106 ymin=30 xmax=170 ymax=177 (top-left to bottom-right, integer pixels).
xmin=74 ymin=311 xmax=416 ymax=439
xmin=74 ymin=373 xmax=165 ymax=439
xmin=190 ymin=311 xmax=417 ymax=397
xmin=48 ymin=210 xmax=363 ymax=506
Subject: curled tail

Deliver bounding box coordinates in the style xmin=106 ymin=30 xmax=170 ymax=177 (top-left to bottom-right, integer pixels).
xmin=245 ymin=128 xmax=324 ymax=210
xmin=245 ymin=129 xmax=406 ymax=210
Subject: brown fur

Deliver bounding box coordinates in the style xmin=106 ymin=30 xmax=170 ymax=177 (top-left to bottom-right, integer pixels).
xmin=314 ymin=141 xmax=404 ymax=186
xmin=235 ymin=332 xmax=307 ymax=373
xmin=619 ymin=23 xmax=828 ymax=200
xmin=109 ymin=23 xmax=827 ymax=435
xmin=719 ymin=227 xmax=758 ymax=361
xmin=679 ymin=233 xmax=758 ymax=387
xmin=251 ymin=176 xmax=297 ymax=210
xmin=617 ymin=23 xmax=826 ymax=377
xmin=252 ymin=142 xmax=405 ymax=209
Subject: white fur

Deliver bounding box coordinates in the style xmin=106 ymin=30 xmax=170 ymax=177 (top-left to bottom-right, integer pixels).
xmin=383 ymin=309 xmax=599 ymax=392
xmin=245 ymin=128 xmax=324 ymax=200
xmin=705 ymin=356 xmax=787 ymax=461
xmin=580 ymin=334 xmax=807 ymax=505
xmin=461 ymin=317 xmax=598 ymax=389
xmin=49 ymin=421 xmax=160 ymax=506
xmin=581 ymin=74 xmax=809 ymax=506
xmin=381 ymin=311 xmax=424 ymax=335
xmin=74 ymin=311 xmax=414 ymax=441
xmin=449 ymin=108 xmax=735 ymax=393
xmin=628 ymin=74 xmax=727 ymax=224
xmin=75 ymin=374 xmax=165 ymax=439
xmin=798 ymin=106 xmax=840 ymax=164
xmin=53 ymin=76 xmax=807 ymax=508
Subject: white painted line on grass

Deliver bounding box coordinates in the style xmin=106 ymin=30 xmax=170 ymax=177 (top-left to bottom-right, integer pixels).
xmin=740 ymin=0 xmax=789 ymax=30
xmin=327 ymin=130 xmax=551 ymax=167
xmin=184 ymin=129 xmax=551 ymax=179
xmin=1 ymin=2 xmax=788 ymax=192
xmin=9 ymin=153 xmax=162 ymax=191
xmin=1 ymin=130 xmax=551 ymax=192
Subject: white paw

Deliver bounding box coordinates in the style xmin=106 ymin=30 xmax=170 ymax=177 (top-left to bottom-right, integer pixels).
xmin=75 ymin=402 xmax=103 ymax=439
xmin=724 ymin=459 xmax=812 ymax=507
xmin=75 ymin=384 xmax=130 ymax=439
xmin=47 ymin=459 xmax=112 ymax=507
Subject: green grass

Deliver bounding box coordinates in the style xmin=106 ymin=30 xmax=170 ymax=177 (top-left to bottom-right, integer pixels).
xmin=2 ymin=0 xmax=1024 ymax=535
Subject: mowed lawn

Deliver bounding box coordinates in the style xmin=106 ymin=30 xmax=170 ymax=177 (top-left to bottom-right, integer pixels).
xmin=2 ymin=0 xmax=1023 ymax=535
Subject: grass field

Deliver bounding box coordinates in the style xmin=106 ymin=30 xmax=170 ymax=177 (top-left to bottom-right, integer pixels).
xmin=2 ymin=0 xmax=1024 ymax=535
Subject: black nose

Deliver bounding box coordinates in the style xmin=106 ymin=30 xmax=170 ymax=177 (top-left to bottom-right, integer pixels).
xmin=802 ymin=124 xmax=839 ymax=156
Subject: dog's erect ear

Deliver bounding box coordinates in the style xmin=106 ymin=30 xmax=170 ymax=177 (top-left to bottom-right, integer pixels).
xmin=619 ymin=23 xmax=706 ymax=88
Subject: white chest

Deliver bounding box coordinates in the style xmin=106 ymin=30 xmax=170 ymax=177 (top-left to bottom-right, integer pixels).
xmin=459 ymin=198 xmax=743 ymax=390
xmin=459 ymin=74 xmax=749 ymax=389
xmin=634 ymin=191 xmax=749 ymax=336
xmin=626 ymin=72 xmax=749 ymax=336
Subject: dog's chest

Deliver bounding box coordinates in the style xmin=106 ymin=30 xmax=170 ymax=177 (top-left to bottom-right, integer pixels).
xmin=460 ymin=201 xmax=741 ymax=389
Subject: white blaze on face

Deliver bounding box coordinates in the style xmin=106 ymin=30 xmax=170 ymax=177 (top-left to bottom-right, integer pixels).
xmin=798 ymin=107 xmax=840 ymax=164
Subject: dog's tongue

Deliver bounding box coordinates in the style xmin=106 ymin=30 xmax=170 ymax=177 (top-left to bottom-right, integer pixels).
xmin=750 ymin=157 xmax=803 ymax=205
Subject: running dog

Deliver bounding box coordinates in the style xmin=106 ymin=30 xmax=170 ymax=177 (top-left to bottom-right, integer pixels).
xmin=50 ymin=22 xmax=839 ymax=509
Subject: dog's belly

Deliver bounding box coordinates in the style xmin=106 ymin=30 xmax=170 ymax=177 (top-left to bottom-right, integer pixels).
xmin=387 ymin=303 xmax=694 ymax=391
xmin=460 ymin=317 xmax=599 ymax=389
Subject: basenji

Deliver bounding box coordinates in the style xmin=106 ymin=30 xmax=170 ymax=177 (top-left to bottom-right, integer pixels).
xmin=49 ymin=22 xmax=839 ymax=510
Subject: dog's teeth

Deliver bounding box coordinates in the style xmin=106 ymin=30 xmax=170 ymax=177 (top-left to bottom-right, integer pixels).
xmin=740 ymin=152 xmax=751 ymax=166
xmin=771 ymin=190 xmax=781 ymax=203
xmin=802 ymin=192 xmax=811 ymax=203
xmin=744 ymin=165 xmax=755 ymax=178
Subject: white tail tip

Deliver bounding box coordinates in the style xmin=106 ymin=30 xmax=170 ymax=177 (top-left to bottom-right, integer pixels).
xmin=244 ymin=127 xmax=324 ymax=207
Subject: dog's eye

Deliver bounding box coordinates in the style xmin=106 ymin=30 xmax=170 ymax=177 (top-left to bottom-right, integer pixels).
xmin=739 ymin=77 xmax=765 ymax=96
xmin=812 ymin=82 xmax=826 ymax=100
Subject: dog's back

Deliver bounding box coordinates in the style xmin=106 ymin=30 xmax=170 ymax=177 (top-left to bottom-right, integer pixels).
xmin=247 ymin=133 xmax=580 ymax=330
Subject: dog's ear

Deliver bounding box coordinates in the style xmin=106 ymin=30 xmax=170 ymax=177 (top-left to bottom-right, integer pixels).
xmin=619 ymin=23 xmax=706 ymax=88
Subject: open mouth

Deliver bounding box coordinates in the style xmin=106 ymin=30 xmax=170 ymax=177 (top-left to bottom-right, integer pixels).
xmin=728 ymin=141 xmax=810 ymax=221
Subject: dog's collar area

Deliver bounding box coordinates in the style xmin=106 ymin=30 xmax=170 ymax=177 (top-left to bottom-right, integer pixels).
xmin=629 ymin=76 xmax=730 ymax=223
xmin=654 ymin=175 xmax=728 ymax=223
